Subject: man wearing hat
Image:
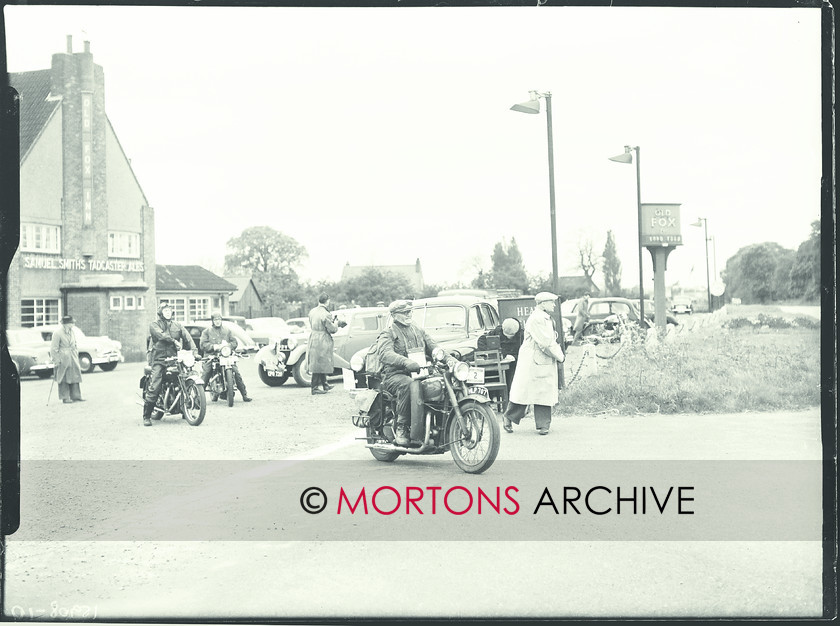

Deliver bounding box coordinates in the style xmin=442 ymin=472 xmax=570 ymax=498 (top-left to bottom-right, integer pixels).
xmin=377 ymin=299 xmax=441 ymax=446
xmin=50 ymin=315 xmax=84 ymax=403
xmin=142 ymin=302 xmax=195 ymax=426
xmin=200 ymin=311 xmax=252 ymax=402
xmin=306 ymin=293 xmax=340 ymax=395
xmin=504 ymin=292 xmax=565 ymax=435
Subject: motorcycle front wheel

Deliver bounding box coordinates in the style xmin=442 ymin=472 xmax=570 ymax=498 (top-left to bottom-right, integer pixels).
xmin=225 ymin=370 xmax=235 ymax=407
xmin=447 ymin=401 xmax=500 ymax=474
xmin=181 ymin=380 xmax=206 ymax=426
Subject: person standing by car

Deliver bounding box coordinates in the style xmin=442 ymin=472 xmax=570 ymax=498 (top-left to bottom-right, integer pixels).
xmin=200 ymin=311 xmax=252 ymax=403
xmin=50 ymin=315 xmax=84 ymax=404
xmin=480 ymin=317 xmax=524 ymax=392
xmin=573 ymin=292 xmax=591 ymax=344
xmin=307 ymin=293 xmax=339 ymax=395
xmin=142 ymin=303 xmax=195 ymax=427
xmin=503 ymin=292 xmax=565 ymax=436
xmin=377 ymin=300 xmax=442 ymax=446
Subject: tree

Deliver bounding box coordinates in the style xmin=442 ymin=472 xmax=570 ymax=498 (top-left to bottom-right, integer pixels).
xmin=789 ymin=220 xmax=820 ymax=300
xmin=722 ymin=242 xmax=794 ymax=304
xmin=489 ymin=238 xmax=529 ymax=293
xmin=334 ymin=268 xmax=415 ymax=307
xmin=224 ymin=226 xmax=308 ymax=309
xmin=577 ymin=238 xmax=599 ymax=282
xmin=602 ymin=230 xmax=622 ymax=296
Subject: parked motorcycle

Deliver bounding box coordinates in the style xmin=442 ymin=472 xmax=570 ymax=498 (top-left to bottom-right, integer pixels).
xmin=139 ymin=349 xmax=206 ymax=426
xmin=205 ymin=343 xmax=249 ymax=407
xmin=349 ymin=347 xmax=500 ymax=474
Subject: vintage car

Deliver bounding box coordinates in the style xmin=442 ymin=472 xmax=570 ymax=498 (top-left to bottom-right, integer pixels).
xmin=669 ymin=296 xmax=694 ymax=315
xmin=245 ymin=317 xmax=294 ymax=348
xmin=6 ymin=328 xmax=55 ymax=378
xmin=562 ymin=296 xmax=678 ymax=333
xmin=183 ymin=321 xmax=259 ymax=357
xmin=285 ymin=317 xmax=311 ymax=335
xmin=194 ymin=315 xmax=247 ymax=330
xmin=38 ymin=325 xmax=123 ymax=373
xmin=255 ymin=306 xmax=389 ymax=387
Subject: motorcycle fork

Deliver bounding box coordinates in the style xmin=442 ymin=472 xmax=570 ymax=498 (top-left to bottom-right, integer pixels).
xmin=443 ymin=376 xmax=471 ymax=434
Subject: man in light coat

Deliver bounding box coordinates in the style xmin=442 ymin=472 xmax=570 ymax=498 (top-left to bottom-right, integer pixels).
xmin=503 ymin=292 xmax=565 ymax=435
xmin=50 ymin=315 xmax=84 ymax=404
xmin=306 ymin=293 xmax=340 ymax=395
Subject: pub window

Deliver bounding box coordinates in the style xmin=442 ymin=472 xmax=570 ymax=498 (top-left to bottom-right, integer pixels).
xmin=124 ymin=296 xmax=136 ymax=310
xmin=137 ymin=296 xmax=145 ymax=310
xmin=189 ymin=297 xmax=210 ymax=321
xmin=110 ymin=296 xmax=122 ymax=311
xmin=108 ymin=231 xmax=141 ymax=258
xmin=20 ymin=224 xmax=61 ymax=254
xmin=212 ymin=297 xmax=221 ymax=310
xmin=20 ymin=298 xmax=60 ymax=327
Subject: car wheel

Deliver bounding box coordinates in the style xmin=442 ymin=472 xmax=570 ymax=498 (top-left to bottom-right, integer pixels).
xmin=36 ymin=370 xmax=53 ymax=379
xmin=292 ymin=358 xmax=312 ymax=387
xmin=78 ymin=353 xmax=94 ymax=373
xmin=99 ymin=362 xmax=118 ymax=372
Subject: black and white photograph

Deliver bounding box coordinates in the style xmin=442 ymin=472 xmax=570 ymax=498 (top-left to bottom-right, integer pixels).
xmin=0 ymin=2 xmax=832 ymax=620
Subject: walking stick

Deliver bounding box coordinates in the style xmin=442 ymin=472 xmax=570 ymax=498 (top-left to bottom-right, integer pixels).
xmin=46 ymin=375 xmax=55 ymax=406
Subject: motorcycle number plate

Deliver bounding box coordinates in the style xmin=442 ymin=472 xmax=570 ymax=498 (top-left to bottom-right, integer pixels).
xmin=466 ymin=367 xmax=485 ymax=384
xmin=470 ymin=385 xmax=489 ymax=398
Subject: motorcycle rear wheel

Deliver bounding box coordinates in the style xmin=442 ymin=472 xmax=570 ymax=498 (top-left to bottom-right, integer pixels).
xmin=366 ymin=426 xmax=401 ymax=462
xmin=447 ymin=401 xmax=500 ymax=474
xmin=181 ymin=381 xmax=206 ymax=426
xmin=226 ymin=370 xmax=235 ymax=407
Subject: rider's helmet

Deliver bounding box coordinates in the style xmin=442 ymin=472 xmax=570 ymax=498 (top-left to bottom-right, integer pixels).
xmin=389 ymin=300 xmax=413 ymax=326
xmin=157 ymin=302 xmax=173 ymax=320
xmin=210 ymin=310 xmax=223 ymax=327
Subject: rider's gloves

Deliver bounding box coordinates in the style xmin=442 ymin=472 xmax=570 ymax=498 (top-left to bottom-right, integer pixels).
xmin=175 ymin=340 xmax=182 ymax=350
xmin=213 ymin=344 xmax=221 ymax=351
xmin=406 ymin=360 xmax=422 ymax=373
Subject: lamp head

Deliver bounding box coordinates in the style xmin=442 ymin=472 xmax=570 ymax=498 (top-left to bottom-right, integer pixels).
xmin=510 ymin=97 xmax=540 ymax=114
xmin=608 ymin=146 xmax=634 ymax=164
xmin=690 ymin=218 xmax=704 ymax=227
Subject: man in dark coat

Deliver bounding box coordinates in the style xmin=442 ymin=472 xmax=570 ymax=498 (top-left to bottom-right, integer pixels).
xmin=200 ymin=311 xmax=252 ymax=402
xmin=50 ymin=315 xmax=84 ymax=403
xmin=377 ymin=300 xmax=441 ymax=446
xmin=143 ymin=302 xmax=195 ymax=426
xmin=306 ymin=294 xmax=340 ymax=395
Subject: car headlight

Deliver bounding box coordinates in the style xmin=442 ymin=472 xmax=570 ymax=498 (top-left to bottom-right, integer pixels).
xmin=220 ymin=345 xmax=232 ymax=357
xmin=350 ymin=351 xmax=365 ymax=372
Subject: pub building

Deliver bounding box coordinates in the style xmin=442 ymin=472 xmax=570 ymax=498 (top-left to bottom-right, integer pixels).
xmin=7 ymin=36 xmax=156 ymax=361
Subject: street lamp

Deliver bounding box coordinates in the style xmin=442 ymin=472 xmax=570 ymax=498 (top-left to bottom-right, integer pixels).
xmin=510 ymin=91 xmax=559 ymax=296
xmin=691 ymin=217 xmax=712 ymax=312
xmin=608 ymin=145 xmax=645 ymax=325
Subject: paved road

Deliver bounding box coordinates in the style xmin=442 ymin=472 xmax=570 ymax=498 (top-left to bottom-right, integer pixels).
xmin=4 ymin=356 xmax=824 ymax=619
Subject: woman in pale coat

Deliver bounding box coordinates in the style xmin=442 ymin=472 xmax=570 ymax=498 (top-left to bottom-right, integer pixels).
xmin=50 ymin=315 xmax=84 ymax=404
xmin=503 ymin=292 xmax=565 ymax=435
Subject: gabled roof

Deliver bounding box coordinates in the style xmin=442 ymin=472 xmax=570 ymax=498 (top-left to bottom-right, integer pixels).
xmin=224 ymin=276 xmax=262 ymax=304
xmin=8 ymin=70 xmax=61 ymax=162
xmin=156 ymin=265 xmax=237 ymax=292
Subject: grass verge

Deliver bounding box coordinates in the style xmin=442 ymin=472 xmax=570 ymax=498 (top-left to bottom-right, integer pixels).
xmin=556 ymin=318 xmax=820 ymax=416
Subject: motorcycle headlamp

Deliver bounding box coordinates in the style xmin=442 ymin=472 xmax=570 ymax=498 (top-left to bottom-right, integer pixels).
xmin=179 ymin=350 xmax=196 ymax=368
xmin=350 ymin=351 xmax=365 ymax=373
xmin=220 ymin=345 xmax=232 ymax=357
xmin=449 ymin=358 xmax=470 ymax=382
xmin=431 ymin=347 xmax=446 ymax=363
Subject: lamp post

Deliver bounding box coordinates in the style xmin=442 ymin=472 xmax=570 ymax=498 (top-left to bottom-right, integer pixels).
xmin=608 ymin=145 xmax=645 ymax=325
xmin=510 ymin=91 xmax=559 ymax=296
xmin=691 ymin=217 xmax=712 ymax=312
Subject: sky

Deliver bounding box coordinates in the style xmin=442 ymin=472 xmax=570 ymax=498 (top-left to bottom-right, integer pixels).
xmin=3 ymin=5 xmax=823 ymax=294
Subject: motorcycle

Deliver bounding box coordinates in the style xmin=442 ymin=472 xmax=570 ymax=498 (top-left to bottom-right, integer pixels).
xmin=139 ymin=349 xmax=207 ymax=426
xmin=349 ymin=347 xmax=500 ymax=474
xmin=205 ymin=342 xmax=249 ymax=407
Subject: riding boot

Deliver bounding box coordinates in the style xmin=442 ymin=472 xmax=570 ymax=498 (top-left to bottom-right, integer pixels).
xmin=394 ymin=417 xmax=410 ymax=446
xmin=142 ymin=401 xmax=154 ymax=427
xmin=238 ymin=384 xmax=252 ymax=402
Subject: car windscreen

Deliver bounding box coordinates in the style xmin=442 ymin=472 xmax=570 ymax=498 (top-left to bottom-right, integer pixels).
xmin=7 ymin=329 xmax=46 ymax=345
xmin=412 ymin=306 xmax=466 ymax=341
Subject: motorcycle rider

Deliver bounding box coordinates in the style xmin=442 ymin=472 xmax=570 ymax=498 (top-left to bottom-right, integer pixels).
xmin=143 ymin=302 xmax=196 ymax=427
xmin=200 ymin=311 xmax=253 ymax=403
xmin=377 ymin=300 xmax=441 ymax=446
